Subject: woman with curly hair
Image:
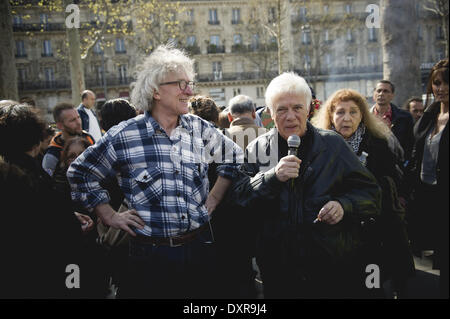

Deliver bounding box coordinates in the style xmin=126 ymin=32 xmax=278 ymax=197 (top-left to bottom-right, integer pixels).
xmin=312 ymin=88 xmax=415 ymax=298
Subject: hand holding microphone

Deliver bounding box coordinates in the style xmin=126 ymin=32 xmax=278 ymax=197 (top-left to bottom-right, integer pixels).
xmin=275 ymin=135 xmax=301 ymax=183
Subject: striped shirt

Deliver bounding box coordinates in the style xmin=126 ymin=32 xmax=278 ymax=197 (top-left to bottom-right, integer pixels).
xmin=67 ymin=111 xmax=243 ymax=237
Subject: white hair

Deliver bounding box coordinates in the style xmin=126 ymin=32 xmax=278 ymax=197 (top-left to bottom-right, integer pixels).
xmin=130 ymin=44 xmax=195 ymax=112
xmin=265 ymin=72 xmax=312 ymax=113
xmin=228 ymin=95 xmax=255 ymax=115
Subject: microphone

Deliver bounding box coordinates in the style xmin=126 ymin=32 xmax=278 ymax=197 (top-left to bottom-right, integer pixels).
xmin=287 ymin=135 xmax=301 ymax=189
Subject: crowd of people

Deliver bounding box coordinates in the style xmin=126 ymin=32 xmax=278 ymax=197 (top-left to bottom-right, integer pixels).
xmin=0 ymin=45 xmax=447 ymax=299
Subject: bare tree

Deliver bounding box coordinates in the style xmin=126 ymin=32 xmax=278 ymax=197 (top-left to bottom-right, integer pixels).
xmin=381 ymin=0 xmax=422 ymax=106
xmin=0 ymin=0 xmax=18 ymax=101
xmin=293 ymin=0 xmax=360 ymax=91
xmin=423 ymin=0 xmax=449 ymax=57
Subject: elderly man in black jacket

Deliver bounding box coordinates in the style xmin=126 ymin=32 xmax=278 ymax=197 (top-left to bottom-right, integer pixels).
xmin=229 ymin=72 xmax=381 ymax=298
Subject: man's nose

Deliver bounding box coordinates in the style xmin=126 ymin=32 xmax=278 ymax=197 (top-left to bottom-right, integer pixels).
xmin=184 ymin=85 xmax=194 ymax=96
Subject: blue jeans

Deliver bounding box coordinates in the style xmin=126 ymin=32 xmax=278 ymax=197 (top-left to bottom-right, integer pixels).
xmin=118 ymin=231 xmax=219 ymax=299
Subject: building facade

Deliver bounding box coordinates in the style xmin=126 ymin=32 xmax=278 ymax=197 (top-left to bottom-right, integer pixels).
xmin=12 ymin=0 xmax=446 ymax=120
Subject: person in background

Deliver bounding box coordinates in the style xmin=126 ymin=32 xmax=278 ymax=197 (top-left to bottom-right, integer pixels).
xmin=78 ymin=90 xmax=102 ymax=142
xmin=36 ymin=125 xmax=55 ymax=166
xmin=188 ymin=95 xmax=220 ymax=127
xmin=99 ymin=98 xmax=137 ymax=132
xmin=371 ymin=80 xmax=414 ymax=163
xmin=406 ymin=59 xmax=449 ymax=298
xmin=226 ymin=95 xmax=267 ymax=151
xmin=42 ymin=102 xmax=94 ymax=177
xmin=0 ymin=102 xmax=82 ymax=298
xmin=312 ymin=88 xmax=415 ymax=298
xmin=403 ymin=97 xmax=425 ymax=123
xmin=217 ymin=109 xmax=231 ymax=129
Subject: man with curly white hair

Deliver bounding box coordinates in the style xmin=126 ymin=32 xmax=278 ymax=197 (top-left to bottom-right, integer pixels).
xmin=68 ymin=45 xmax=242 ymax=298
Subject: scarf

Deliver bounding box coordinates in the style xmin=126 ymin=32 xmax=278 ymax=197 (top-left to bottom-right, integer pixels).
xmin=332 ymin=123 xmax=366 ymax=153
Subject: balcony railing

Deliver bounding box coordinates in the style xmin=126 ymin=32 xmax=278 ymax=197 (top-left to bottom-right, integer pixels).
xmin=231 ymin=44 xmax=247 ymax=53
xmin=184 ymin=45 xmax=201 ymax=55
xmin=18 ymin=76 xmax=134 ymax=92
xmin=208 ymin=20 xmax=220 ymax=25
xmin=41 ymin=52 xmax=54 ymax=57
xmin=207 ymin=44 xmax=225 ymax=54
xmin=13 ymin=23 xmax=64 ymax=32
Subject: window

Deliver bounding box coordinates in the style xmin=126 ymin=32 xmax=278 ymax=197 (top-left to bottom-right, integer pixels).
xmin=256 ymin=86 xmax=265 ymax=98
xmin=323 ymin=5 xmax=329 ymax=14
xmin=233 ymin=88 xmax=241 ymax=96
xmin=302 ymin=30 xmax=311 ymax=44
xmin=345 ymin=4 xmax=352 ymax=14
xmin=44 ymin=67 xmax=54 ymax=83
xmin=40 ymin=13 xmax=48 ymax=25
xmin=324 ymin=29 xmax=330 ymax=42
xmin=186 ymin=35 xmax=196 ymax=46
xmin=436 ymin=49 xmax=445 ymax=61
xmin=324 ymin=53 xmax=331 ymax=66
xmin=369 ymin=52 xmax=377 ymax=66
xmin=235 ymin=61 xmax=244 ymax=73
xmin=93 ymin=42 xmax=103 ymax=54
xmin=42 ymin=40 xmax=52 ymax=57
xmin=303 ymin=54 xmax=311 ymax=70
xmin=210 ymin=35 xmax=220 ymax=46
xmin=13 ymin=15 xmax=22 ymax=26
xmin=346 ymin=30 xmax=353 ymax=42
xmin=232 ymin=8 xmax=241 ymax=24
xmin=16 ymin=40 xmax=26 ymax=57
xmin=299 ymin=7 xmax=307 ymax=18
xmin=436 ymin=26 xmax=444 ymax=39
xmin=209 ymin=88 xmax=225 ymax=106
xmin=187 ymin=9 xmax=194 ymax=23
xmin=209 ymin=9 xmax=219 ymax=24
xmin=17 ymin=68 xmax=26 ymax=83
xmin=368 ymin=28 xmax=377 ymax=42
xmin=213 ymin=62 xmax=222 ymax=80
xmin=346 ymin=55 xmax=355 ymax=68
xmin=118 ymin=64 xmax=127 ymax=84
xmin=96 ymin=65 xmax=104 ymax=85
xmin=168 ymin=11 xmax=176 ymax=22
xmin=233 ymin=34 xmax=242 ymax=45
xmin=268 ymin=7 xmax=276 ymax=23
xmin=417 ymin=25 xmax=422 ymax=40
xmin=251 ymin=34 xmax=259 ymax=50
xmin=115 ymin=38 xmax=126 ymax=53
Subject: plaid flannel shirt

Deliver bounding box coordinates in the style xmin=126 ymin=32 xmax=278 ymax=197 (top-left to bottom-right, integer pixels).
xmin=67 ymin=111 xmax=243 ymax=237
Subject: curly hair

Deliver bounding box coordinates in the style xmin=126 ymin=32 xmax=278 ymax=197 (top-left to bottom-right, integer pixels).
xmin=0 ymin=102 xmax=46 ymax=156
xmin=188 ymin=95 xmax=219 ymax=124
xmin=311 ymin=88 xmax=391 ymax=140
xmin=130 ymin=44 xmax=195 ymax=112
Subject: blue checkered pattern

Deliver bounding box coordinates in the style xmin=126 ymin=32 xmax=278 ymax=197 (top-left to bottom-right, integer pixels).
xmin=67 ymin=111 xmax=243 ymax=237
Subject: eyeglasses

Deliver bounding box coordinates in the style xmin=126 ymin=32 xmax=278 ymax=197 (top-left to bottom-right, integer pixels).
xmin=159 ymin=80 xmax=195 ymax=91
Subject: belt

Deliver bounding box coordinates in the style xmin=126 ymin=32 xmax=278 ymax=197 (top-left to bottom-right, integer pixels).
xmin=134 ymin=223 xmax=209 ymax=247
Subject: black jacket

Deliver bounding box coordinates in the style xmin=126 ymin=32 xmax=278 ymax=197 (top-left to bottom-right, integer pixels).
xmin=230 ymin=123 xmax=381 ymax=264
xmin=390 ymin=104 xmax=415 ymax=162
xmin=358 ymin=131 xmax=415 ymax=280
xmin=0 ymin=154 xmax=82 ymax=298
xmin=408 ymin=102 xmax=449 ymax=194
